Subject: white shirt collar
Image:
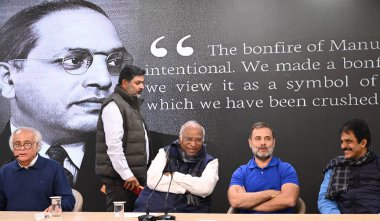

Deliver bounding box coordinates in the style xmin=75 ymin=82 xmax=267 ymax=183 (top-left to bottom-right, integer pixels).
xmin=40 ymin=142 xmax=84 ymax=169
xmin=18 ymin=154 xmax=38 ymax=169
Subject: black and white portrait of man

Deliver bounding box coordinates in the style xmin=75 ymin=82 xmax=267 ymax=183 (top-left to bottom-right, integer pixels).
xmin=0 ymin=0 xmax=133 ymax=210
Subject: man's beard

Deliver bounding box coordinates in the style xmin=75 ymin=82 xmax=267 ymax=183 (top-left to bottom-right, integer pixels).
xmin=254 ymin=146 xmax=274 ymax=160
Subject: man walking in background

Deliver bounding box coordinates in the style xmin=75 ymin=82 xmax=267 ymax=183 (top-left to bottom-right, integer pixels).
xmin=96 ymin=65 xmax=151 ymax=212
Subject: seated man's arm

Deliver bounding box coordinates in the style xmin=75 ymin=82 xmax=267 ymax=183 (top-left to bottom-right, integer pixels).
xmin=53 ymin=165 xmax=75 ymax=211
xmin=228 ymin=185 xmax=280 ymax=209
xmin=228 ymin=162 xmax=300 ymax=212
xmin=227 ymin=165 xmax=281 ymax=209
xmin=318 ymin=169 xmax=341 ymax=214
xmin=147 ymin=148 xmax=186 ymax=194
xmin=171 ymin=159 xmax=219 ymax=198
xmin=253 ymin=163 xmax=300 ymax=212
xmin=252 ymin=183 xmax=299 ymax=212
xmin=0 ymin=170 xmax=6 ymax=210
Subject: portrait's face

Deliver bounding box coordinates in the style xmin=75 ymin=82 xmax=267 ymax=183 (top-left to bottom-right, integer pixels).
xmin=249 ymin=127 xmax=275 ymax=160
xmin=12 ymin=129 xmax=39 ymax=167
xmin=179 ymin=125 xmax=204 ymax=156
xmin=122 ymin=75 xmax=145 ymax=98
xmin=9 ymin=9 xmax=124 ymax=143
xmin=340 ymin=131 xmax=367 ymax=160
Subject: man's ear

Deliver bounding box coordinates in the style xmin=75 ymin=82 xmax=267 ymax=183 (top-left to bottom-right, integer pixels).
xmin=0 ymin=62 xmax=15 ymax=99
xmin=121 ymin=79 xmax=130 ymax=88
xmin=360 ymin=138 xmax=367 ymax=148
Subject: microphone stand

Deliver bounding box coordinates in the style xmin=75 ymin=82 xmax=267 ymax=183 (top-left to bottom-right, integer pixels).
xmin=157 ymin=173 xmax=176 ymax=220
xmin=138 ymin=173 xmax=165 ymax=221
xmin=140 ymin=147 xmax=174 ymax=221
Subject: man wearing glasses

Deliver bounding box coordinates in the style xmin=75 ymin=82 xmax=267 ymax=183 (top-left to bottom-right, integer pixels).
xmin=0 ymin=127 xmax=75 ymax=211
xmin=133 ymin=121 xmax=219 ymax=213
xmin=0 ymin=1 xmax=132 ymax=210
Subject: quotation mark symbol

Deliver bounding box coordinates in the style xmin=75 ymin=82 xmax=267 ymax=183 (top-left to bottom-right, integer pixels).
xmin=177 ymin=35 xmax=193 ymax=56
xmin=150 ymin=36 xmax=167 ymax=57
xmin=150 ymin=35 xmax=194 ymax=57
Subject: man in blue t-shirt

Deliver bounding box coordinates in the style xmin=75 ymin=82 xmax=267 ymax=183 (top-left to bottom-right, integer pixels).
xmin=228 ymin=122 xmax=300 ymax=213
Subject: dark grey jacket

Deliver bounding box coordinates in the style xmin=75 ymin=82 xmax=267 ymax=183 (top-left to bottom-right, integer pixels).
xmin=95 ymin=85 xmax=150 ymax=185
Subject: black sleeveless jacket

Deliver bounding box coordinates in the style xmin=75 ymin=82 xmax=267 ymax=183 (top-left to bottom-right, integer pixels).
xmin=95 ymin=85 xmax=150 ymax=185
xmin=134 ymin=141 xmax=216 ymax=213
xmin=337 ymin=154 xmax=380 ymax=213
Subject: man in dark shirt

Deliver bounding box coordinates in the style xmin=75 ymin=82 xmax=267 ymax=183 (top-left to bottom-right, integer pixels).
xmin=318 ymin=119 xmax=380 ymax=214
xmin=0 ymin=127 xmax=74 ymax=211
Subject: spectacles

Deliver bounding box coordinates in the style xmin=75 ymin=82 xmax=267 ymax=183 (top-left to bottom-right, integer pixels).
xmin=13 ymin=142 xmax=36 ymax=150
xmin=182 ymin=137 xmax=203 ymax=143
xmin=9 ymin=49 xmax=134 ymax=76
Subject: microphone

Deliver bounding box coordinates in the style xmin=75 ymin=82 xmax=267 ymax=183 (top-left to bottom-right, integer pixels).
xmin=157 ymin=173 xmax=176 ymax=220
xmin=138 ymin=172 xmax=165 ymax=221
xmin=1 ymin=155 xmax=19 ymax=168
xmin=138 ymin=147 xmax=172 ymax=221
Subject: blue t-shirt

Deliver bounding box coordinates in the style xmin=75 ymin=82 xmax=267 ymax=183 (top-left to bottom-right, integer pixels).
xmin=229 ymin=156 xmax=299 ymax=213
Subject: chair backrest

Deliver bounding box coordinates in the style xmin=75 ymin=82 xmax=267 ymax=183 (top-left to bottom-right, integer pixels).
xmin=294 ymin=197 xmax=306 ymax=214
xmin=72 ymin=188 xmax=83 ymax=212
xmin=227 ymin=197 xmax=306 ymax=214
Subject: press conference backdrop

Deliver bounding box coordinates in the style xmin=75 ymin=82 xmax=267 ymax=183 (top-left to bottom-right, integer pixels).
xmin=1 ymin=0 xmax=379 ymax=213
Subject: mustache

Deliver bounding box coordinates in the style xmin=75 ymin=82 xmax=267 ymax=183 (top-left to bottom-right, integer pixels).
xmin=342 ymin=147 xmax=352 ymax=151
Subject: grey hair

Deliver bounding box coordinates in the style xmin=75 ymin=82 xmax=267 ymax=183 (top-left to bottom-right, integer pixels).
xmin=179 ymin=120 xmax=205 ymax=141
xmin=9 ymin=127 xmax=42 ymax=152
